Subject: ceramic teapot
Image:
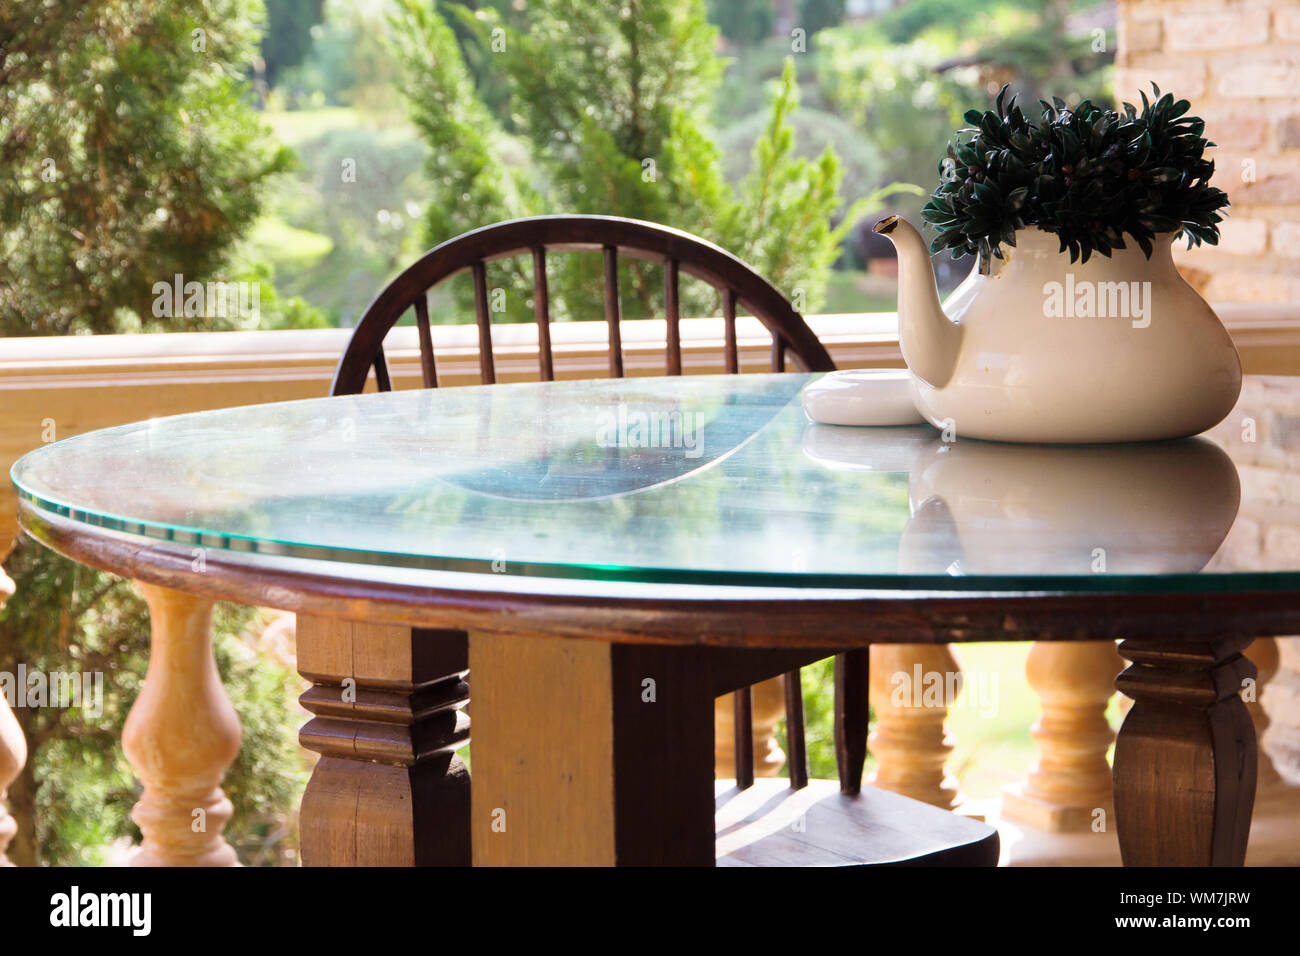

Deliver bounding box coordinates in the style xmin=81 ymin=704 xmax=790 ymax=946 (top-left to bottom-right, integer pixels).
xmin=872 ymin=216 xmax=1243 ymax=443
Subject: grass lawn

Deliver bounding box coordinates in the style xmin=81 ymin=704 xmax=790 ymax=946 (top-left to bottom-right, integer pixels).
xmin=823 ymin=268 xmax=899 ymax=314
xmin=248 ymin=216 xmax=335 ymax=271
xmin=263 ymin=105 xmax=403 ymax=146
xmin=945 ymin=642 xmax=1037 ymax=801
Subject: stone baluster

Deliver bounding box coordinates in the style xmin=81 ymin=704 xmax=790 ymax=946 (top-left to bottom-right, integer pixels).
xmin=0 ymin=539 xmax=25 ymax=866
xmin=1258 ymin=639 xmax=1300 ymax=790
xmin=121 ymin=583 xmax=241 ymax=866
xmin=0 ymin=701 xmax=20 ymax=867
xmin=868 ymin=644 xmax=962 ymax=809
xmin=714 ymin=676 xmax=786 ymax=779
xmin=1002 ymin=640 xmax=1124 ymax=831
xmin=1239 ymin=636 xmax=1300 ymax=865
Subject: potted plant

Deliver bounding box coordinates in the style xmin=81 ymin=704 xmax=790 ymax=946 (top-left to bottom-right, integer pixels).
xmin=873 ymin=86 xmax=1241 ymax=444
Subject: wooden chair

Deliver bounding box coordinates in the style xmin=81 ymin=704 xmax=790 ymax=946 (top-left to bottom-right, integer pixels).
xmin=331 ymin=215 xmax=997 ymax=866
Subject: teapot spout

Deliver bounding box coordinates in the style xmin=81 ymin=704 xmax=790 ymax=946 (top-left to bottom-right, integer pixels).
xmin=874 ymin=216 xmax=962 ymax=389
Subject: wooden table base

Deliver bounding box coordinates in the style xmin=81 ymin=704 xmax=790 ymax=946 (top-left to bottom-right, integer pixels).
xmin=291 ymin=616 xmax=1265 ymax=867
xmin=1114 ymin=635 xmax=1258 ymax=866
xmin=296 ymin=616 xmax=470 ymax=866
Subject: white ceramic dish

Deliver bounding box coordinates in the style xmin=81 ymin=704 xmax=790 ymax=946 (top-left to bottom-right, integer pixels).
xmin=800 ymin=369 xmax=926 ymax=427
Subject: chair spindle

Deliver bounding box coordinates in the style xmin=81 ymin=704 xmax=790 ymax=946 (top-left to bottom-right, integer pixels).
xmin=771 ymin=335 xmax=786 ymax=372
xmin=723 ymin=288 xmax=739 ymax=374
xmin=834 ymin=649 xmax=870 ymax=795
xmin=784 ymin=671 xmax=809 ymax=790
xmin=472 ymin=260 xmax=496 ymax=384
xmin=602 ymin=245 xmax=624 ymax=378
xmin=413 ymin=295 xmax=438 ymax=389
xmin=665 ymin=258 xmax=682 ymax=375
xmin=734 ymin=686 xmax=755 ymax=790
xmin=372 ymin=348 xmax=392 ymax=392
xmin=532 ymin=246 xmax=554 ymax=382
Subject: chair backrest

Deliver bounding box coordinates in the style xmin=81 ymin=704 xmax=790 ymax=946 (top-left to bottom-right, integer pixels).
xmin=329 ymin=215 xmax=835 ymax=396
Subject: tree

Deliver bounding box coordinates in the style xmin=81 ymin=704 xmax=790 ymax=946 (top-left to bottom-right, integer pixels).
xmin=816 ymin=32 xmax=973 ymax=189
xmin=797 ymin=0 xmax=846 ymax=36
xmin=391 ymin=0 xmax=863 ymax=320
xmin=0 ymin=0 xmax=293 ymax=336
xmin=261 ymin=0 xmax=326 ymax=86
xmin=708 ymin=0 xmax=774 ymax=47
xmin=815 ymin=0 xmax=1113 ymax=211
xmin=0 ymin=0 xmax=310 ymax=865
xmin=871 ymin=0 xmax=1112 ymax=106
xmin=447 ymin=1 xmax=530 ymax=126
xmin=275 ymin=0 xmax=408 ymax=110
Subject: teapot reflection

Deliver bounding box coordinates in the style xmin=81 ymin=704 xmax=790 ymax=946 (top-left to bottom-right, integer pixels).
xmin=802 ymin=424 xmax=1240 ymax=576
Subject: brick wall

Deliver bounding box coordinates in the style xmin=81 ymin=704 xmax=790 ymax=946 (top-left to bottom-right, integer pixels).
xmin=1117 ymin=0 xmax=1300 ymax=304
xmin=1203 ymin=378 xmax=1300 ymax=782
xmin=1207 ymin=377 xmax=1300 ymax=573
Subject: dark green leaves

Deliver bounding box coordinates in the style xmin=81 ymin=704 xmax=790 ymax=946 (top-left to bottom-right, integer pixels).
xmin=921 ymin=83 xmax=1230 ymax=266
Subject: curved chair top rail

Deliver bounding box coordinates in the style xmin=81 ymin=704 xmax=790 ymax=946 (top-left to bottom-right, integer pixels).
xmin=330 ymin=215 xmax=836 ymax=395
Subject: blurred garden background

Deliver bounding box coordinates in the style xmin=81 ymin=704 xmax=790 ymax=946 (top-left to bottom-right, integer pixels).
xmin=247 ymin=0 xmax=1116 ymax=326
xmin=0 ymin=0 xmax=1119 ymax=865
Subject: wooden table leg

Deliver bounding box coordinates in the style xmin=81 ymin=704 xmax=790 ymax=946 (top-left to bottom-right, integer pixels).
xmin=469 ymin=633 xmax=715 ymax=865
xmin=297 ymin=616 xmax=470 ymax=866
xmin=1114 ymin=635 xmax=1258 ymax=866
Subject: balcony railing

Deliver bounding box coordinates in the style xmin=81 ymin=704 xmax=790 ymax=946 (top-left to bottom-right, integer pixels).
xmin=3 ymin=305 xmax=1300 ymax=866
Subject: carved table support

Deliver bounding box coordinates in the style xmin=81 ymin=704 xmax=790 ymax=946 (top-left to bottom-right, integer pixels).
xmin=868 ymin=643 xmax=962 ymax=810
xmin=122 ymin=583 xmax=241 ymax=866
xmin=1002 ymin=640 xmax=1123 ymax=831
xmin=1114 ymin=635 xmax=1257 ymax=866
xmin=0 ymin=545 xmax=23 ymax=866
xmin=714 ymin=676 xmax=786 ymax=779
xmin=296 ymin=616 xmax=470 ymax=866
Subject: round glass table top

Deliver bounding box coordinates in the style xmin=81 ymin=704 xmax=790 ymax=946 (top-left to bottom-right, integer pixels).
xmin=10 ymin=372 xmax=1293 ymax=593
